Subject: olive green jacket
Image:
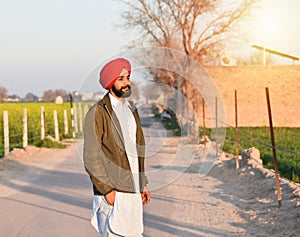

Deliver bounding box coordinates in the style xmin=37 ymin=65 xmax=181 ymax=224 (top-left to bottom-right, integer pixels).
xmin=83 ymin=93 xmax=148 ymax=195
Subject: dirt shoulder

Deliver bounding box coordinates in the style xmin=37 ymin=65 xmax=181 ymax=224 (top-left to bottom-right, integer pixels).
xmin=209 ymin=152 xmax=300 ymax=236
xmin=143 ymin=136 xmax=300 ymax=236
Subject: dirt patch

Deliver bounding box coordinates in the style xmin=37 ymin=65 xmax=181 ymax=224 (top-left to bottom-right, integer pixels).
xmin=210 ymin=151 xmax=300 ymax=236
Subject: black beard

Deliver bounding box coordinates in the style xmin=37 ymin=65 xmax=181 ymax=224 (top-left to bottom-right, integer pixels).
xmin=111 ymin=85 xmax=132 ymax=98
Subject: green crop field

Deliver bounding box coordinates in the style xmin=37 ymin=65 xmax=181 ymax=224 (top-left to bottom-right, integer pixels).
xmin=0 ymin=102 xmax=89 ymax=156
xmin=209 ymin=127 xmax=300 ymax=183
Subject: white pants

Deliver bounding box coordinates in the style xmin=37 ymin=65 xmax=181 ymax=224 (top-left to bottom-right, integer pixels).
xmin=91 ymin=195 xmax=143 ymax=237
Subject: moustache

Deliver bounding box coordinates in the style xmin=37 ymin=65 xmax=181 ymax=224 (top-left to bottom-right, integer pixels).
xmin=121 ymin=85 xmax=131 ymax=90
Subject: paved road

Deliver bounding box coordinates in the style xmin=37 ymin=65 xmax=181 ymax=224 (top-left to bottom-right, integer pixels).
xmin=0 ymin=143 xmax=99 ymax=237
xmin=0 ymin=124 xmax=203 ymax=237
xmin=0 ymin=121 xmax=248 ymax=237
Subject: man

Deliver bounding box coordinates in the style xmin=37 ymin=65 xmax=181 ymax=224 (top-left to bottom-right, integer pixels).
xmin=83 ymin=58 xmax=150 ymax=237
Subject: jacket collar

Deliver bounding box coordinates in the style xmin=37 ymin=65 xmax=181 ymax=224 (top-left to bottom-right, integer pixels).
xmin=101 ymin=92 xmax=136 ymax=112
xmin=100 ymin=93 xmax=113 ymax=114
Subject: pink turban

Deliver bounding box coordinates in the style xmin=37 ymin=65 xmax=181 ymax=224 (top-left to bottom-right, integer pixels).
xmin=99 ymin=58 xmax=131 ymax=89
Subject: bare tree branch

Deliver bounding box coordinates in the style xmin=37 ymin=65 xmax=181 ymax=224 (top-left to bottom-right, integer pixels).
xmin=118 ymin=0 xmax=257 ymax=64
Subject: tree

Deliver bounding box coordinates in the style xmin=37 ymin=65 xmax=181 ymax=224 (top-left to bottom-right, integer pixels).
xmin=118 ymin=0 xmax=257 ymax=65
xmin=236 ymin=51 xmax=276 ymax=65
xmin=42 ymin=89 xmax=69 ymax=102
xmin=0 ymin=86 xmax=8 ymax=102
xmin=54 ymin=89 xmax=69 ymax=102
xmin=24 ymin=92 xmax=39 ymax=102
xmin=118 ymin=0 xmax=257 ymax=132
xmin=42 ymin=90 xmax=56 ymax=102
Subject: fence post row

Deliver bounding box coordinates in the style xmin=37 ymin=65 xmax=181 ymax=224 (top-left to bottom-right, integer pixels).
xmin=1 ymin=103 xmax=91 ymax=157
xmin=202 ymin=98 xmax=207 ymax=148
xmin=53 ymin=110 xmax=59 ymax=141
xmin=78 ymin=103 xmax=83 ymax=133
xmin=70 ymin=94 xmax=75 ymax=138
xmin=235 ymin=90 xmax=239 ymax=170
xmin=215 ymin=97 xmax=218 ymax=157
xmin=64 ymin=109 xmax=68 ymax=135
xmin=3 ymin=111 xmax=9 ymax=156
xmin=23 ymin=108 xmax=28 ymax=148
xmin=74 ymin=104 xmax=78 ymax=134
xmin=41 ymin=106 xmax=45 ymax=140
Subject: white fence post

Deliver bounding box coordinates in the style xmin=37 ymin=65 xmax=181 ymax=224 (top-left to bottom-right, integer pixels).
xmin=64 ymin=109 xmax=68 ymax=135
xmin=23 ymin=108 xmax=28 ymax=148
xmin=3 ymin=111 xmax=9 ymax=156
xmin=78 ymin=103 xmax=83 ymax=133
xmin=70 ymin=106 xmax=75 ymax=138
xmin=53 ymin=110 xmax=59 ymax=141
xmin=74 ymin=104 xmax=78 ymax=134
xmin=41 ymin=106 xmax=45 ymax=140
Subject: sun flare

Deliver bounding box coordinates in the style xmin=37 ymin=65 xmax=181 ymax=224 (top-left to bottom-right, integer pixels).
xmin=250 ymin=0 xmax=299 ymax=51
xmin=251 ymin=5 xmax=281 ymax=47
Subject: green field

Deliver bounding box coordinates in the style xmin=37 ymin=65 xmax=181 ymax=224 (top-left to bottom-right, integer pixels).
xmin=205 ymin=127 xmax=300 ymax=183
xmin=0 ymin=102 xmax=79 ymax=156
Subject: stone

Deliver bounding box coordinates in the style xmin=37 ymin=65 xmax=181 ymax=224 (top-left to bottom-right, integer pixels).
xmin=241 ymin=147 xmax=263 ymax=165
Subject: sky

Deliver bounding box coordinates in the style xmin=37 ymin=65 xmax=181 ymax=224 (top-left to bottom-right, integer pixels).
xmin=0 ymin=0 xmax=300 ymax=98
xmin=247 ymin=0 xmax=300 ymax=57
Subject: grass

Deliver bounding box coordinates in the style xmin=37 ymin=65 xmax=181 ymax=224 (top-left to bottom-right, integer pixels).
xmin=201 ymin=126 xmax=300 ymax=183
xmin=34 ymin=137 xmax=67 ymax=149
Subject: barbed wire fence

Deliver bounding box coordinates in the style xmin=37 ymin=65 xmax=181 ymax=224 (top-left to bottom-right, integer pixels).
xmin=198 ymin=88 xmax=300 ymax=159
xmin=197 ymin=87 xmax=300 ymax=207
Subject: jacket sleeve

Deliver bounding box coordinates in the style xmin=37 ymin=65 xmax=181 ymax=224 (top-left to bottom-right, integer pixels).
xmin=83 ymin=106 xmax=114 ymax=195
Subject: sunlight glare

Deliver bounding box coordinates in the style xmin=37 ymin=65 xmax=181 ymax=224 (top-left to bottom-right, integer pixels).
xmin=251 ymin=0 xmax=299 ymax=52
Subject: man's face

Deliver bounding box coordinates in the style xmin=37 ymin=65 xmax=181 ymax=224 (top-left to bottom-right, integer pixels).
xmin=111 ymin=68 xmax=131 ymax=98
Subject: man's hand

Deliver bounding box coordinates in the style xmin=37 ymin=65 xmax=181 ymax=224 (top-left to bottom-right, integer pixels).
xmin=105 ymin=190 xmax=116 ymax=206
xmin=141 ymin=187 xmax=150 ymax=205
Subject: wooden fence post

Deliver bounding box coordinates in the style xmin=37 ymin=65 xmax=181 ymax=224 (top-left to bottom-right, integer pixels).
xmin=63 ymin=109 xmax=68 ymax=135
xmin=235 ymin=90 xmax=239 ymax=169
xmin=23 ymin=108 xmax=28 ymax=148
xmin=69 ymin=93 xmax=75 ymax=138
xmin=78 ymin=103 xmax=83 ymax=133
xmin=3 ymin=111 xmax=9 ymax=156
xmin=41 ymin=106 xmax=45 ymax=140
xmin=215 ymin=97 xmax=218 ymax=157
xmin=266 ymin=87 xmax=282 ymax=207
xmin=53 ymin=110 xmax=59 ymax=141
xmin=202 ymin=98 xmax=207 ymax=148
xmin=74 ymin=104 xmax=78 ymax=134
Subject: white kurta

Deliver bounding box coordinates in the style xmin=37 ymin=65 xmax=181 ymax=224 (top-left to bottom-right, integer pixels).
xmin=91 ymin=94 xmax=143 ymax=236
